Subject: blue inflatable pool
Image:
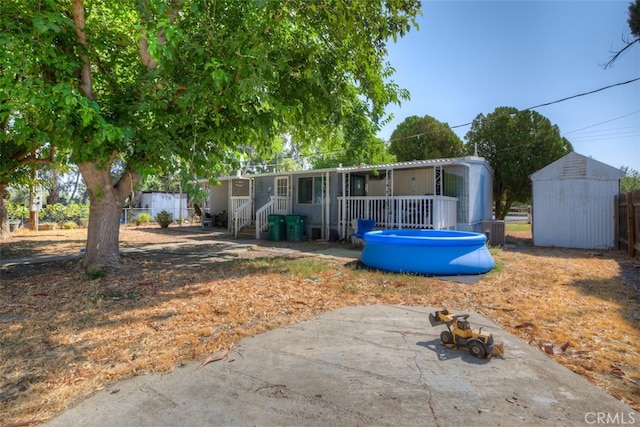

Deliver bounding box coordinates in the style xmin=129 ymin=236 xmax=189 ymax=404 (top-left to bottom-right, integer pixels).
xmin=360 ymin=229 xmax=495 ymax=276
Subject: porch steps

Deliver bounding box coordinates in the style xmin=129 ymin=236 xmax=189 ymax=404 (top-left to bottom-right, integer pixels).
xmin=235 ymin=222 xmax=259 ymax=239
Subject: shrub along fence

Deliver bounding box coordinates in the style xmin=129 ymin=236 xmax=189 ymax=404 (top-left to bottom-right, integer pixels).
xmin=615 ymin=190 xmax=640 ymax=258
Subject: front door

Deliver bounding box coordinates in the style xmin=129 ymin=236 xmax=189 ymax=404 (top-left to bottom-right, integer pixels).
xmin=274 ymin=176 xmax=290 ymax=214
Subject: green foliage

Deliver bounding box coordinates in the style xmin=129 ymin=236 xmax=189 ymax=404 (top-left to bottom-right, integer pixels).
xmin=155 ymin=210 xmax=173 ymax=228
xmin=41 ymin=203 xmax=67 ymax=224
xmin=390 ymin=115 xmax=464 ymax=161
xmin=621 ymin=167 xmax=640 ymax=192
xmin=135 ymin=212 xmax=152 ymax=226
xmin=62 ymin=221 xmax=78 ymax=229
xmin=311 ymin=137 xmax=396 ymax=169
xmin=2 ymin=0 xmax=421 ymax=267
xmin=464 ymin=107 xmax=573 ymax=219
xmin=84 ymin=267 xmax=108 ymax=280
xmin=2 ymin=0 xmax=421 ymax=185
xmin=38 ymin=203 xmax=89 ymax=224
xmin=5 ymin=201 xmax=28 ymax=220
xmin=0 ymin=0 xmax=77 ymax=192
xmin=62 ymin=203 xmax=90 ymax=222
xmin=629 ymin=0 xmax=640 ymax=38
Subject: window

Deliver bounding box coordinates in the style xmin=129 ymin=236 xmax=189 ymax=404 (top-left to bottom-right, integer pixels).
xmin=298 ymin=177 xmax=324 ymax=204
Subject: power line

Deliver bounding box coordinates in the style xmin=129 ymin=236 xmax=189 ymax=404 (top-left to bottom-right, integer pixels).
xmin=210 ymin=78 xmax=640 ymax=171
xmin=389 ymin=77 xmax=640 ymax=141
xmin=562 ymin=111 xmax=640 ymax=136
xmin=522 ymin=77 xmax=640 ymax=111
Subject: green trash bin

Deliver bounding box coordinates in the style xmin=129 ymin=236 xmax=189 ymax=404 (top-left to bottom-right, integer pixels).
xmin=285 ymin=215 xmax=307 ymax=242
xmin=268 ymin=215 xmax=286 ymax=241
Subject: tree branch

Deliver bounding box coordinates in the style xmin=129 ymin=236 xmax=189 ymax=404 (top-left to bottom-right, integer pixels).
xmin=604 ymin=37 xmax=640 ymax=69
xmin=71 ymin=0 xmax=94 ymax=100
xmin=138 ymin=0 xmax=184 ymax=70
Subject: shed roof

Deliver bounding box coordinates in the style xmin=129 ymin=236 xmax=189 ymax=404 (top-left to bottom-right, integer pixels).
xmin=529 ymin=152 xmax=623 ymax=181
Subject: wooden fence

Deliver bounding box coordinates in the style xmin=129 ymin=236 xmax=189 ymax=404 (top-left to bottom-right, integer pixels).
xmin=615 ymin=190 xmax=640 ymax=258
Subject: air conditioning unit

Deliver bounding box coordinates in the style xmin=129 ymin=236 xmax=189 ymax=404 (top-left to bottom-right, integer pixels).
xmin=482 ymin=220 xmax=505 ymax=246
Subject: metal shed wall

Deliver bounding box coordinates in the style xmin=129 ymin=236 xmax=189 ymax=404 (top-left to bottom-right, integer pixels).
xmin=530 ymin=153 xmax=622 ymax=249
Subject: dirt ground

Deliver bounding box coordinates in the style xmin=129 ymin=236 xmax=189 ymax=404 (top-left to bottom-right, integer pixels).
xmin=1 ymin=224 xmax=639 ymax=425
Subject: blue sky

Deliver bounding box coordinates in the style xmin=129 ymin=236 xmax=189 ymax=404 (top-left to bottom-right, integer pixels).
xmin=378 ymin=1 xmax=640 ymax=172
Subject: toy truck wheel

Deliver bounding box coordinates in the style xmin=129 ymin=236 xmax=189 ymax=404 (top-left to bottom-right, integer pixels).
xmin=467 ymin=340 xmax=486 ymax=358
xmin=440 ymin=331 xmax=453 ymax=345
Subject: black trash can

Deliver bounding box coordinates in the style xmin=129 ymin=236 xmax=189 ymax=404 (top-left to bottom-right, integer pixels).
xmin=268 ymin=215 xmax=286 ymax=241
xmin=285 ymin=215 xmax=307 ymax=242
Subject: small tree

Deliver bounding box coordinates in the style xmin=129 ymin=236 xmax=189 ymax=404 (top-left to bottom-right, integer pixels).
xmin=465 ymin=107 xmax=573 ymax=219
xmin=389 ymin=115 xmax=464 ymax=161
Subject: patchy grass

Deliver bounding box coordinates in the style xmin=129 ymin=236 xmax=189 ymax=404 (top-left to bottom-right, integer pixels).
xmin=0 ymin=226 xmax=639 ymax=424
xmin=506 ymin=222 xmax=531 ymax=232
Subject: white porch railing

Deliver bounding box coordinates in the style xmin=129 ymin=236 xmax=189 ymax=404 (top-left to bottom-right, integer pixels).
xmin=272 ymin=196 xmax=288 ymax=215
xmin=337 ymin=195 xmax=457 ymax=239
xmin=255 ymin=196 xmax=288 ymax=239
xmin=255 ymin=198 xmax=275 ymax=239
xmin=231 ymin=196 xmax=252 ymax=237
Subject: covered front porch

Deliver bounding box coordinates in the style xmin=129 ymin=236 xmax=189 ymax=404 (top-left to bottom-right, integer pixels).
xmin=337 ymin=195 xmax=457 ymax=239
xmin=335 ymin=162 xmax=461 ymax=240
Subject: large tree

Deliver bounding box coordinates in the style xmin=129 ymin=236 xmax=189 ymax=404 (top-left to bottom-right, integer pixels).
xmin=389 ymin=115 xmax=463 ymax=161
xmin=2 ymin=0 xmax=421 ymax=270
xmin=464 ymin=107 xmax=573 ymax=219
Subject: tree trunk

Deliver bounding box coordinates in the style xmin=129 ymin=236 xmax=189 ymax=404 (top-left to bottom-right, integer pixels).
xmin=46 ymin=169 xmax=59 ymax=205
xmin=501 ymin=198 xmax=515 ymax=221
xmin=68 ymin=169 xmax=81 ymax=202
xmin=0 ymin=183 xmax=10 ymax=241
xmin=78 ymin=161 xmax=140 ymax=271
xmin=494 ymin=194 xmax=505 ymax=220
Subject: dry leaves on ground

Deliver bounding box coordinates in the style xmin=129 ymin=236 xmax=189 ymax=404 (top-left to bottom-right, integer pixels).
xmin=0 ymin=225 xmax=639 ymax=425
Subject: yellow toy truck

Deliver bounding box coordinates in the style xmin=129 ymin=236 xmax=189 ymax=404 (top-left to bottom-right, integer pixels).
xmin=429 ymin=309 xmax=495 ymax=358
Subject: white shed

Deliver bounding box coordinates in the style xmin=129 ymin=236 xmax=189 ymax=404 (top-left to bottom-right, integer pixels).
xmin=529 ymin=152 xmax=623 ymax=249
xmin=138 ymin=191 xmax=188 ymax=220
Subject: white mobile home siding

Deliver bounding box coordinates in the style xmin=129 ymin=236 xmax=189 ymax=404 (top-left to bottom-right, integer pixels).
xmin=465 ymin=160 xmax=493 ymax=232
xmin=530 ymin=152 xmax=622 ymax=249
xmin=209 ymin=183 xmax=229 ymax=215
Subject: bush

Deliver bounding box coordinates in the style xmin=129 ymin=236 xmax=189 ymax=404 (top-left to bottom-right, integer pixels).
xmin=41 ymin=203 xmax=67 ymax=224
xmin=135 ymin=212 xmax=152 ymax=226
xmin=6 ymin=201 xmax=28 ymax=220
xmin=155 ymin=210 xmax=173 ymax=228
xmin=62 ymin=221 xmax=78 ymax=229
xmin=65 ymin=203 xmax=90 ymax=222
